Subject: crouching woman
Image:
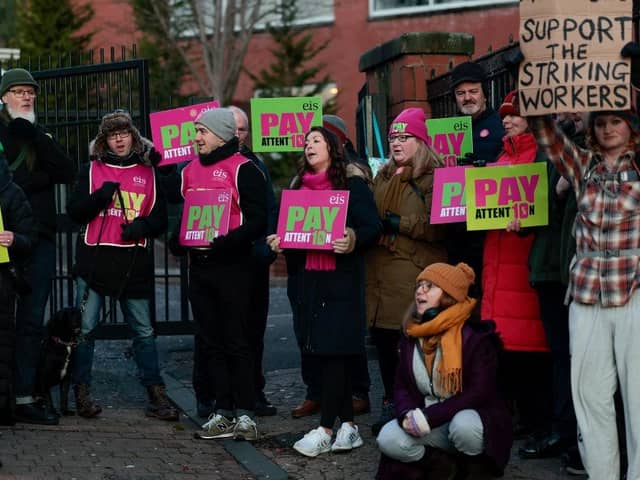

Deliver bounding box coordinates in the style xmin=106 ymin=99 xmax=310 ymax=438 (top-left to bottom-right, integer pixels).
xmin=376 ymin=262 xmax=512 ymax=478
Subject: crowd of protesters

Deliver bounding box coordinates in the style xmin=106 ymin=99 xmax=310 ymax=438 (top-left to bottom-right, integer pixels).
xmin=0 ymin=51 xmax=638 ymax=480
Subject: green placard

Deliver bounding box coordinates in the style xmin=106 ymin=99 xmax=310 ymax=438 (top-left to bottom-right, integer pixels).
xmin=250 ymin=97 xmax=323 ymax=153
xmin=426 ymin=116 xmax=473 ymax=167
xmin=465 ymin=162 xmax=548 ymax=231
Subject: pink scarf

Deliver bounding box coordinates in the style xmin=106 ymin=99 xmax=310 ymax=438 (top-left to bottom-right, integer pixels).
xmin=300 ymin=171 xmax=336 ymax=271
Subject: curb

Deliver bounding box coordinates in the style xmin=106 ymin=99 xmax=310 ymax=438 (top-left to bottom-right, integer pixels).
xmin=163 ymin=372 xmax=289 ymax=480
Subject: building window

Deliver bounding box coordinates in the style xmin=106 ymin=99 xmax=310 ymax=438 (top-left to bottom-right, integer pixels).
xmin=258 ymin=0 xmax=334 ymax=28
xmin=370 ymin=0 xmax=516 ymax=18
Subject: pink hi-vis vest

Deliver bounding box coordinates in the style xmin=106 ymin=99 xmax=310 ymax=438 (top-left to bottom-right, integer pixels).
xmin=85 ymin=162 xmax=156 ymax=248
xmin=180 ymin=152 xmax=250 ymax=233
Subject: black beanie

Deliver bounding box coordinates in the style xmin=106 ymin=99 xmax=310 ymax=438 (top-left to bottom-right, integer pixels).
xmin=450 ymin=62 xmax=487 ymax=90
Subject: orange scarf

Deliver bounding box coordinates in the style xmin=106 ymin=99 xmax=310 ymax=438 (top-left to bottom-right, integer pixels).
xmin=405 ymin=297 xmax=476 ymax=396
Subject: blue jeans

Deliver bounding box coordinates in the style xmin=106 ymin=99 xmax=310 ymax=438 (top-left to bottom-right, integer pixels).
xmin=15 ymin=239 xmax=56 ymax=398
xmin=72 ymin=277 xmax=163 ymax=387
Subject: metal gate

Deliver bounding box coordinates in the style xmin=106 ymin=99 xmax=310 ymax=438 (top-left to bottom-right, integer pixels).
xmin=6 ymin=48 xmax=192 ymax=338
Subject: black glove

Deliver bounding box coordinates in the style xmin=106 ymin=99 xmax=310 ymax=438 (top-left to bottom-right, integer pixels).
xmin=120 ymin=217 xmax=149 ymax=242
xmin=382 ymin=210 xmax=400 ymax=234
xmin=168 ymin=231 xmax=187 ymax=257
xmin=458 ymin=152 xmax=486 ymax=167
xmin=147 ymin=147 xmax=162 ymax=167
xmin=504 ymin=47 xmax=524 ymax=77
xmin=93 ymin=181 xmax=119 ymax=207
xmin=621 ymin=42 xmax=640 ymax=89
xmin=8 ymin=118 xmax=38 ymax=142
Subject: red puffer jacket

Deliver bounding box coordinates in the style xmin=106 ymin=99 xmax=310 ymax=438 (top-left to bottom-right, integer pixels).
xmin=481 ymin=132 xmax=548 ymax=352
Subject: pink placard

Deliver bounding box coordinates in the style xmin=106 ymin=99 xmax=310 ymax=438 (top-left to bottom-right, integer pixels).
xmin=430 ymin=166 xmax=468 ymax=224
xmin=277 ymin=190 xmax=350 ymax=250
xmin=179 ymin=188 xmax=231 ymax=247
xmin=150 ymin=101 xmax=220 ymax=166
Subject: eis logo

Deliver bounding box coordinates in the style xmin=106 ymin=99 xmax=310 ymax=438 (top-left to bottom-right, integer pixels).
xmin=133 ymin=176 xmax=147 ymax=185
xmin=218 ymin=191 xmax=230 ymax=203
xmin=212 ymin=169 xmax=228 ymax=180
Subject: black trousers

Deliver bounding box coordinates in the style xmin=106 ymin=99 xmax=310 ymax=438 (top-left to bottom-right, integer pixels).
xmin=320 ymin=355 xmax=354 ymax=429
xmin=189 ymin=256 xmax=254 ymax=414
xmin=371 ymin=327 xmax=401 ymax=401
xmin=301 ymin=351 xmax=370 ymax=402
xmin=248 ymin=262 xmax=270 ymax=395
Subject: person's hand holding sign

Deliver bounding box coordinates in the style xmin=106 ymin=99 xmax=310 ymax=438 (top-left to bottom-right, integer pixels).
xmin=0 ymin=230 xmax=14 ymax=248
xmin=506 ymin=219 xmax=522 ymax=233
xmin=332 ymin=227 xmax=356 ymax=255
xmin=266 ymin=233 xmax=283 ymax=254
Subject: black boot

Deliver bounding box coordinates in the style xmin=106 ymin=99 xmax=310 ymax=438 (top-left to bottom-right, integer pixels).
xmin=73 ymin=384 xmax=102 ymax=418
xmin=146 ymin=385 xmax=179 ymax=421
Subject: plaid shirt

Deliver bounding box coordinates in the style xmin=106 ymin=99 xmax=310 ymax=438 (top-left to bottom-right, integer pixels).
xmin=532 ymin=116 xmax=640 ymax=307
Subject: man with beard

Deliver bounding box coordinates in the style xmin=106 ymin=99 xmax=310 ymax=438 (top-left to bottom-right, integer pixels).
xmin=0 ymin=68 xmax=75 ymax=425
xmin=446 ymin=61 xmax=504 ymax=303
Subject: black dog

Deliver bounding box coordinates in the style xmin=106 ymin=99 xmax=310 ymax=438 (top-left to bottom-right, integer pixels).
xmin=34 ymin=307 xmax=82 ymax=415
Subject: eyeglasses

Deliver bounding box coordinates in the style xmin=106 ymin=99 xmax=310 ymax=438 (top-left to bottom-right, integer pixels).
xmin=106 ymin=131 xmax=131 ymax=140
xmin=8 ymin=88 xmax=36 ymax=98
xmin=415 ymin=281 xmax=434 ymax=292
xmin=388 ymin=134 xmax=415 ymax=143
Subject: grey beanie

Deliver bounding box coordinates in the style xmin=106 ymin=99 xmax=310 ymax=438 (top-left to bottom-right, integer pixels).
xmin=0 ymin=68 xmax=39 ymax=97
xmin=195 ymin=108 xmax=237 ymax=142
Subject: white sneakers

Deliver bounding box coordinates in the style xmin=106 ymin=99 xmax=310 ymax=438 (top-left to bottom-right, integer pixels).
xmin=293 ymin=423 xmax=364 ymax=457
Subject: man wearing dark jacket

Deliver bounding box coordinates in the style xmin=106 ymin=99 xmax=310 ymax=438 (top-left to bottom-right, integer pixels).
xmin=0 ymin=68 xmax=75 ymax=425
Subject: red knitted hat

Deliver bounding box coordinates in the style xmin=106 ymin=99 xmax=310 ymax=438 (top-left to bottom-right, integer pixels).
xmin=388 ymin=107 xmax=429 ymax=144
xmin=499 ymin=90 xmax=520 ymax=119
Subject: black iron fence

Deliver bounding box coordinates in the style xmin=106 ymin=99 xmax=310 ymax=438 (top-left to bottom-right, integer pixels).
xmin=4 ymin=47 xmax=192 ymax=338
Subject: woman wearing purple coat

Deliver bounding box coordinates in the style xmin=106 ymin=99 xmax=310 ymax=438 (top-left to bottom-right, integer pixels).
xmin=376 ymin=262 xmax=512 ymax=478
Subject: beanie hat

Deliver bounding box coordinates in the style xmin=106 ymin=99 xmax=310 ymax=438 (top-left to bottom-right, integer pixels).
xmin=0 ymin=68 xmax=39 ymax=97
xmin=323 ymin=114 xmax=347 ymax=144
xmin=450 ymin=62 xmax=487 ymax=90
xmin=499 ymin=90 xmax=520 ymax=119
xmin=388 ymin=107 xmax=429 ymax=144
xmin=417 ymin=262 xmax=475 ymax=303
xmin=195 ymin=108 xmax=237 ymax=142
xmin=588 ymin=110 xmax=640 ymax=134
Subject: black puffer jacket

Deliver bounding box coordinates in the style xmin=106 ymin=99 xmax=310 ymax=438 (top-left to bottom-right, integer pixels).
xmin=0 ymin=155 xmax=36 ymax=423
xmin=67 ymin=138 xmax=167 ymax=298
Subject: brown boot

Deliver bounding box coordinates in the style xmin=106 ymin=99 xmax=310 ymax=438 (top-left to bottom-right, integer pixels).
xmin=145 ymin=385 xmax=179 ymax=421
xmin=74 ymin=384 xmax=102 ymax=418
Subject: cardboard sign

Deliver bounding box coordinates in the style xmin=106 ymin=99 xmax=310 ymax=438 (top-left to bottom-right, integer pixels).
xmin=518 ymin=0 xmax=632 ymax=114
xmin=179 ymin=188 xmax=231 ymax=247
xmin=150 ymin=101 xmax=220 ymax=166
xmin=465 ymin=163 xmax=548 ymax=231
xmin=0 ymin=209 xmax=8 ymax=264
xmin=430 ymin=166 xmax=468 ymax=224
xmin=426 ymin=116 xmax=473 ymax=167
xmin=277 ymin=189 xmax=350 ymax=250
xmin=250 ymin=97 xmax=323 ymax=152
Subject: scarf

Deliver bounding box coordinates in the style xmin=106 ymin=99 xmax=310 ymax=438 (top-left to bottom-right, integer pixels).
xmin=300 ymin=171 xmax=336 ymax=271
xmin=405 ymin=297 xmax=476 ymax=396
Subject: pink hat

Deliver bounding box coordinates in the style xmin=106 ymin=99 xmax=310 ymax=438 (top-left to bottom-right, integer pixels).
xmin=388 ymin=107 xmax=429 ymax=144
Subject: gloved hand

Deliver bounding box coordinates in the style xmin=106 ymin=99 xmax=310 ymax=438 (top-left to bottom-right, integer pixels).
xmin=147 ymin=147 xmax=162 ymax=167
xmin=458 ymin=152 xmax=486 ymax=167
xmin=120 ymin=217 xmax=149 ymax=242
xmin=401 ymin=408 xmax=431 ymax=437
xmin=93 ymin=181 xmax=120 ymax=207
xmin=168 ymin=231 xmax=187 ymax=257
xmin=382 ymin=210 xmax=400 ymax=234
xmin=8 ymin=118 xmax=38 ymax=142
xmin=504 ymin=47 xmax=524 ymax=77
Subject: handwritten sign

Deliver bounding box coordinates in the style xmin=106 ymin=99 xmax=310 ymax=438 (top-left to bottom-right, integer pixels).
xmin=251 ymin=97 xmax=323 ymax=153
xmin=277 ymin=189 xmax=349 ymax=250
xmin=465 ymin=163 xmax=548 ymax=231
xmin=430 ymin=166 xmax=468 ymax=224
xmin=426 ymin=116 xmax=473 ymax=167
xmin=150 ymin=101 xmax=220 ymax=166
xmin=0 ymin=208 xmax=8 ymax=264
xmin=518 ymin=0 xmax=632 ymax=114
xmin=179 ymin=189 xmax=231 ymax=247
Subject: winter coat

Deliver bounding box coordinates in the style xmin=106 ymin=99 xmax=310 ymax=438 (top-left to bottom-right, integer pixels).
xmin=366 ymin=164 xmax=447 ymax=331
xmin=470 ymin=107 xmax=504 ymax=164
xmin=67 ymin=138 xmax=167 ymax=298
xmin=286 ymin=168 xmax=382 ymax=356
xmin=481 ymin=132 xmax=547 ymax=352
xmin=392 ymin=321 xmax=513 ymax=473
xmin=0 ymin=156 xmax=35 ymax=423
xmin=0 ymin=106 xmax=75 ymax=241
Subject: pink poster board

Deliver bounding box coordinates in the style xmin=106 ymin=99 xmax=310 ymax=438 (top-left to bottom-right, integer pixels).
xmin=277 ymin=190 xmax=350 ymax=250
xmin=179 ymin=188 xmax=231 ymax=247
xmin=430 ymin=166 xmax=468 ymax=224
xmin=150 ymin=101 xmax=220 ymax=166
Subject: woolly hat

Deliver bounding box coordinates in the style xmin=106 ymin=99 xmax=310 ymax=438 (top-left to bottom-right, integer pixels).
xmin=388 ymin=107 xmax=429 ymax=144
xmin=417 ymin=262 xmax=475 ymax=303
xmin=499 ymin=90 xmax=520 ymax=119
xmin=195 ymin=108 xmax=237 ymax=142
xmin=588 ymin=110 xmax=640 ymax=134
xmin=450 ymin=62 xmax=487 ymax=90
xmin=323 ymin=114 xmax=347 ymax=144
xmin=0 ymin=68 xmax=39 ymax=97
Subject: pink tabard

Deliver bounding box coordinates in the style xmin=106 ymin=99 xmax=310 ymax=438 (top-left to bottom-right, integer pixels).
xmin=84 ymin=161 xmax=156 ymax=247
xmin=180 ymin=152 xmax=250 ymax=232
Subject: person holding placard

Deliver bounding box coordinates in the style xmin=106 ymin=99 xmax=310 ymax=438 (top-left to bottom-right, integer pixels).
xmin=529 ymin=108 xmax=640 ymax=480
xmin=180 ymin=108 xmax=267 ymax=442
xmin=366 ymin=107 xmax=447 ymax=436
xmin=67 ymin=110 xmax=177 ymax=422
xmin=267 ymin=126 xmax=381 ymax=457
xmin=481 ymin=91 xmax=551 ymax=441
xmin=375 ymin=262 xmax=512 ymax=479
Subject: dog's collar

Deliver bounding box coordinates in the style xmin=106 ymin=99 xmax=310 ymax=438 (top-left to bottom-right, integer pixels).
xmin=52 ymin=336 xmax=78 ymax=348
